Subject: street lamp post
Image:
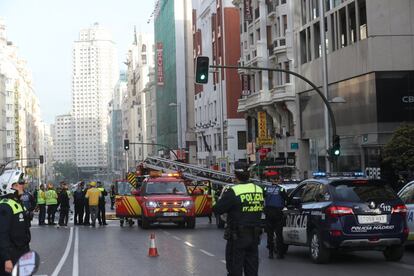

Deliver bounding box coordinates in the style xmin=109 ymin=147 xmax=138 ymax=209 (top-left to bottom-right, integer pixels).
xmin=169 ymin=102 xmax=182 ymax=160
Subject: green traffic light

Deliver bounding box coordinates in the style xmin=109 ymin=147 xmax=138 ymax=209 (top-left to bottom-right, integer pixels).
xmin=200 ymin=74 xmax=206 ymax=80
xmin=334 ymin=149 xmax=340 ymax=156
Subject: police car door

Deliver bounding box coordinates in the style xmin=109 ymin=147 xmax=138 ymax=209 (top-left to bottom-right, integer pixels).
xmin=399 ymin=181 xmax=414 ymax=242
xmin=284 ymin=182 xmax=318 ymax=245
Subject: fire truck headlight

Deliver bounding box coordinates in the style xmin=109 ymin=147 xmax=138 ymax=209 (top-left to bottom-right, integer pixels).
xmin=182 ymin=200 xmax=193 ymax=208
xmin=146 ymin=201 xmax=158 ymax=208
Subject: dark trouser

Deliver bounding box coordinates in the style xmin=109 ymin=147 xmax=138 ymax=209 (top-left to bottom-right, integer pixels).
xmin=59 ymin=207 xmax=69 ymax=226
xmin=84 ymin=204 xmax=90 ymax=225
xmin=98 ymin=203 xmax=106 ymax=225
xmin=225 ymin=230 xmax=260 ymax=276
xmin=0 ymin=245 xmax=30 ymax=276
xmin=47 ymin=204 xmax=57 ymax=224
xmin=265 ymin=208 xmax=284 ymax=257
xmin=38 ymin=204 xmax=46 ymax=225
xmin=90 ymin=205 xmax=98 ymax=226
xmin=74 ymin=204 xmax=84 ymax=225
xmin=110 ymin=197 xmax=115 ymax=210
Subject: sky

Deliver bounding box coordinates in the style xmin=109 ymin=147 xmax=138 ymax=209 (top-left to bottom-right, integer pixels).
xmin=0 ymin=0 xmax=155 ymax=124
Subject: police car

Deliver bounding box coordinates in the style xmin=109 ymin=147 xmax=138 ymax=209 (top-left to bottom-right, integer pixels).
xmin=398 ymin=180 xmax=414 ymax=244
xmin=283 ymin=172 xmax=409 ymax=263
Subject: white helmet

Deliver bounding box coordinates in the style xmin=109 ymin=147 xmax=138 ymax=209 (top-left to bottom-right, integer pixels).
xmin=0 ymin=169 xmax=24 ymax=197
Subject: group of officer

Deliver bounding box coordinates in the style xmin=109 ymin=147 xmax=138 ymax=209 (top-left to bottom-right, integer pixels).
xmin=213 ymin=161 xmax=287 ymax=276
xmin=72 ymin=181 xmax=108 ymax=227
xmin=0 ymin=172 xmax=111 ymax=275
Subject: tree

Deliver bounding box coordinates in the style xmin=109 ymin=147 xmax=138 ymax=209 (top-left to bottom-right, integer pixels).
xmin=381 ymin=124 xmax=414 ymax=185
xmin=53 ymin=161 xmax=79 ymax=183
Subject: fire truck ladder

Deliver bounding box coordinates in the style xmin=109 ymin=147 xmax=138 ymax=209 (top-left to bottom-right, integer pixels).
xmin=143 ymin=156 xmax=266 ymax=186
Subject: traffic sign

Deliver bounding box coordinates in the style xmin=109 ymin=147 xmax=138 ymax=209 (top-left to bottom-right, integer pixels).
xmin=257 ymin=137 xmax=274 ymax=145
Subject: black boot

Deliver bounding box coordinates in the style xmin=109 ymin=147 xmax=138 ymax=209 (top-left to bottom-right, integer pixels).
xmin=268 ymin=250 xmax=274 ymax=259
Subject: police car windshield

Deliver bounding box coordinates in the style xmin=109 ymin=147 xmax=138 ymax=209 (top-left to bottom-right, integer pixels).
xmin=331 ymin=180 xmax=397 ymax=203
xmin=145 ymin=182 xmax=188 ymax=195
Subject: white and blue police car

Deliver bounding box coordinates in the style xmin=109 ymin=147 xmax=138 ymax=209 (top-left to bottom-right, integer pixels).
xmin=282 ymin=172 xmax=409 ymax=263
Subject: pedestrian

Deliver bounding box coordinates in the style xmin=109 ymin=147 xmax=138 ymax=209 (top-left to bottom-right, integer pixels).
xmin=0 ymin=170 xmax=31 ymax=276
xmin=45 ymin=183 xmax=58 ymax=225
xmin=19 ymin=184 xmax=35 ymax=226
xmin=73 ymin=182 xmax=85 ymax=225
xmin=83 ymin=183 xmax=90 ymax=226
xmin=85 ymin=181 xmax=102 ymax=227
xmin=110 ymin=184 xmax=116 ymax=210
xmin=36 ymin=184 xmax=46 ymax=225
xmin=213 ymin=161 xmax=264 ymax=276
xmin=57 ymin=183 xmax=70 ymax=227
xmin=97 ymin=181 xmax=108 ymax=226
xmin=264 ymin=178 xmax=287 ymax=259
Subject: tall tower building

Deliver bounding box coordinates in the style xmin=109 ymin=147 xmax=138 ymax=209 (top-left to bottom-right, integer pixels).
xmin=72 ymin=23 xmax=118 ymax=171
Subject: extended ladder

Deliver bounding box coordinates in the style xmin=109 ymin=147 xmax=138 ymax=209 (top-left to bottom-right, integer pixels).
xmin=143 ymin=156 xmax=267 ymax=186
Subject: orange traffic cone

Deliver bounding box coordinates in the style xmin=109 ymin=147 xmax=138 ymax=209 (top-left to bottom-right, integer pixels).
xmin=148 ymin=233 xmax=159 ymax=257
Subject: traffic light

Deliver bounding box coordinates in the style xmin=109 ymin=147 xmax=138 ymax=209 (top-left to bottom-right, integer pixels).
xmin=195 ymin=56 xmax=209 ymax=84
xmin=331 ymin=135 xmax=341 ymax=156
xmin=39 ymin=155 xmax=44 ymax=164
xmin=124 ymin=139 xmax=130 ymax=151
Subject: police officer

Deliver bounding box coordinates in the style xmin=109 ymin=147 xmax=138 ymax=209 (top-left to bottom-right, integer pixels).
xmin=97 ymin=181 xmax=107 ymax=226
xmin=0 ymin=170 xmax=31 ymax=276
xmin=264 ymin=178 xmax=287 ymax=259
xmin=213 ymin=161 xmax=264 ymax=276
xmin=73 ymin=182 xmax=85 ymax=225
xmin=45 ymin=183 xmax=58 ymax=225
xmin=36 ymin=184 xmax=46 ymax=225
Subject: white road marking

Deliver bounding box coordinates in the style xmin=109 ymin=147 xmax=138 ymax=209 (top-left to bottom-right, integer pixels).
xmin=184 ymin=241 xmax=195 ymax=247
xmin=163 ymin=231 xmax=171 ymax=235
xmin=51 ymin=227 xmax=73 ymax=276
xmin=199 ymin=249 xmax=215 ymax=257
xmin=172 ymin=235 xmax=181 ymax=240
xmin=72 ymin=227 xmax=79 ymax=276
xmin=221 ymin=260 xmax=226 ymax=264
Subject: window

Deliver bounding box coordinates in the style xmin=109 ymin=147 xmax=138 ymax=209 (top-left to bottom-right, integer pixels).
xmin=282 ymin=15 xmax=287 ymax=36
xmin=301 ymin=183 xmax=319 ymax=203
xmin=399 ymin=183 xmax=414 ymax=205
xmin=359 ymin=0 xmax=367 ymax=40
xmin=284 ymin=62 xmax=290 ymax=83
xmin=237 ymin=131 xmax=247 ymax=150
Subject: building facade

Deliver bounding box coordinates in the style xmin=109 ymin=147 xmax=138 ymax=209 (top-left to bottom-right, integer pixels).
xmin=294 ymin=0 xmax=414 ymax=177
xmin=52 ymin=114 xmax=75 ymax=163
xmin=0 ymin=18 xmax=42 ymax=183
xmin=124 ymin=32 xmax=154 ymax=170
xmin=192 ymin=0 xmax=247 ymax=171
xmin=154 ymin=0 xmax=196 ymax=163
xmin=234 ymin=0 xmax=298 ymax=178
xmin=109 ymin=71 xmax=127 ymax=178
xmin=71 ymin=23 xmax=119 ymax=172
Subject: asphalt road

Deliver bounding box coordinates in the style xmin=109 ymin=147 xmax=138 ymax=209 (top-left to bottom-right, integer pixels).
xmin=28 ymin=214 xmax=414 ymax=276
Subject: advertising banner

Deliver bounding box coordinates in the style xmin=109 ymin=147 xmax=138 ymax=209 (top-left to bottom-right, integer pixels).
xmin=244 ymin=0 xmax=253 ymax=21
xmin=156 ymin=42 xmax=164 ymax=86
xmin=257 ymin=111 xmax=267 ymax=139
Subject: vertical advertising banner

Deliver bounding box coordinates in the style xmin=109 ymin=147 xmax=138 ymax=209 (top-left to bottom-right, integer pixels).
xmin=156 ymin=42 xmax=164 ymax=86
xmin=241 ymin=74 xmax=251 ymax=96
xmin=258 ymin=111 xmax=267 ymax=139
xmin=244 ymin=0 xmax=253 ymax=21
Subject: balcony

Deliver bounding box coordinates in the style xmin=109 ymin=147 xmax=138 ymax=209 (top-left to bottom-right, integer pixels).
xmin=267 ymin=3 xmax=276 ymax=18
xmin=272 ymin=37 xmax=287 ymax=55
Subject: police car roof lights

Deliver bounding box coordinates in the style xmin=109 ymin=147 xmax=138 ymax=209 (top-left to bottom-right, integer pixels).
xmin=312 ymin=172 xmax=327 ymax=177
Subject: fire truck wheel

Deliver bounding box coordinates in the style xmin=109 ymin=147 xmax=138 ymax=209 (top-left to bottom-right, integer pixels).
xmin=137 ymin=219 xmax=142 ymax=227
xmin=141 ymin=215 xmax=150 ymax=229
xmin=186 ymin=217 xmax=196 ymax=229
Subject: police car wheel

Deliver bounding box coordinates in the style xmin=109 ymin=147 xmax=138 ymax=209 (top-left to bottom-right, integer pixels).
xmin=383 ymin=245 xmax=404 ymax=261
xmin=309 ymin=230 xmax=330 ymax=264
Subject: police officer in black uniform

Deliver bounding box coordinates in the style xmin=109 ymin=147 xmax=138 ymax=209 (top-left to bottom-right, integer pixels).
xmin=264 ymin=178 xmax=287 ymax=259
xmin=0 ymin=170 xmax=31 ymax=276
xmin=213 ymin=161 xmax=264 ymax=276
